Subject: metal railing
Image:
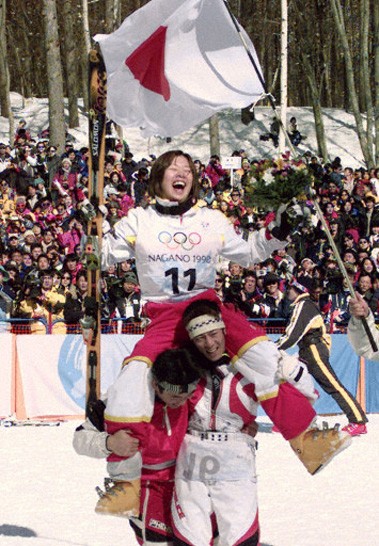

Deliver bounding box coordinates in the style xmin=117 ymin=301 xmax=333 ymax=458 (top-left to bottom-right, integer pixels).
xmin=0 ymin=316 xmax=288 ymax=336
xmin=0 ymin=316 xmax=352 ymax=336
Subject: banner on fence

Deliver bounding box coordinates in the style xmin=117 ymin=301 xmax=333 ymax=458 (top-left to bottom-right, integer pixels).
xmin=0 ymin=332 xmax=376 ymax=419
xmin=0 ymin=334 xmax=14 ymax=417
xmin=15 ymin=334 xmax=141 ymax=418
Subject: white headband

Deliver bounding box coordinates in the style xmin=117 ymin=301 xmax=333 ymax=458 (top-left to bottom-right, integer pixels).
xmin=185 ymin=314 xmax=225 ymax=340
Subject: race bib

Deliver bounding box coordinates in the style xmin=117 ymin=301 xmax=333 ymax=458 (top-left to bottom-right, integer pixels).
xmin=175 ymin=435 xmax=256 ymax=482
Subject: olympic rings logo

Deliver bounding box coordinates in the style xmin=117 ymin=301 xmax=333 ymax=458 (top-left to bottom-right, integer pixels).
xmin=158 ymin=231 xmax=202 ymax=251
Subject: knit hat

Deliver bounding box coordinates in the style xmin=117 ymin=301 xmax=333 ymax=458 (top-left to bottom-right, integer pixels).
xmin=289 ymin=279 xmax=309 ymax=293
xmin=122 ymin=272 xmax=138 ymax=285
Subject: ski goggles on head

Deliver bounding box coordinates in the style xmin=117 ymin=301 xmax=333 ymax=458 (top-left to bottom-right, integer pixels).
xmin=156 ymin=379 xmax=199 ymax=395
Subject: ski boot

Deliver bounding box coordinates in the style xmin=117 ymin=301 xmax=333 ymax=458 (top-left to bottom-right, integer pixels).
xmin=95 ymin=477 xmax=140 ymax=518
xmin=289 ymin=422 xmax=352 ymax=475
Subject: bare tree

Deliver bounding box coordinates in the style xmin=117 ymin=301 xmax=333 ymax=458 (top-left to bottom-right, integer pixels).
xmin=105 ymin=0 xmax=123 ymax=147
xmin=0 ymin=0 xmax=14 ymax=142
xmin=209 ymin=114 xmax=220 ymax=158
xmin=42 ymin=0 xmax=66 ymax=152
xmin=330 ymin=0 xmax=374 ymax=167
xmin=80 ymin=0 xmax=91 ymax=110
xmin=291 ymin=0 xmax=329 ymax=162
xmin=61 ymin=0 xmax=79 ymax=128
xmin=374 ymin=0 xmax=379 ymax=164
xmin=360 ymin=0 xmax=374 ymax=162
xmin=278 ymin=0 xmax=288 ymax=153
xmin=105 ymin=0 xmax=119 ymax=32
xmin=0 ymin=0 xmax=377 ymax=163
xmin=82 ymin=0 xmax=91 ymax=53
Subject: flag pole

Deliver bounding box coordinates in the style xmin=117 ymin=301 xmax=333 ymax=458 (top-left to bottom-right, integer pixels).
xmin=310 ymin=192 xmax=378 ymax=352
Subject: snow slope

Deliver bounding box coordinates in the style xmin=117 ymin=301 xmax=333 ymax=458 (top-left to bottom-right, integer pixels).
xmin=0 ymin=93 xmax=368 ymax=169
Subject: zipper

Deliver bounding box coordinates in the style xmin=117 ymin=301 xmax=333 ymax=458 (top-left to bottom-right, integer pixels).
xmin=163 ymin=405 xmax=172 ymax=436
xmin=209 ymin=371 xmax=223 ymax=431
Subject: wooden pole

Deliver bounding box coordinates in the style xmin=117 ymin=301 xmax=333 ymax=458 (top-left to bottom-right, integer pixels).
xmin=311 ymin=193 xmax=378 ymax=352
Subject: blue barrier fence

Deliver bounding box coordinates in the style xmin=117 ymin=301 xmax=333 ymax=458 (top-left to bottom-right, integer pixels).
xmin=1 ymin=318 xmax=378 ymax=413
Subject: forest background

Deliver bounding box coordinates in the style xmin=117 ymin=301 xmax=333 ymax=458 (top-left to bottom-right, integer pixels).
xmin=0 ymin=0 xmax=378 ymax=166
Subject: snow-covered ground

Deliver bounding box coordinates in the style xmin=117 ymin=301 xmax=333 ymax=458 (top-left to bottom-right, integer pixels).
xmin=0 ymin=93 xmax=369 ymax=169
xmin=1 ymin=414 xmax=378 ymax=546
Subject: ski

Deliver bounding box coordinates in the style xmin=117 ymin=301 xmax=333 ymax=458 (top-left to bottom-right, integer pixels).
xmin=81 ymin=48 xmax=107 ymax=417
xmin=0 ymin=418 xmax=64 ymax=427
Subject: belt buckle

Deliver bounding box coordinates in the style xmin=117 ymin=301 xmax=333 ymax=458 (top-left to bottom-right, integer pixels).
xmin=200 ymin=431 xmax=229 ymax=441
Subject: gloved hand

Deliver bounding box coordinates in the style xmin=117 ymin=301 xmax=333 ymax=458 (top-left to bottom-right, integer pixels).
xmin=80 ymin=198 xmax=96 ymax=221
xmin=269 ymin=200 xmax=303 ymax=241
xmin=251 ymin=304 xmax=261 ymax=315
xmin=277 ymin=350 xmax=304 ymax=383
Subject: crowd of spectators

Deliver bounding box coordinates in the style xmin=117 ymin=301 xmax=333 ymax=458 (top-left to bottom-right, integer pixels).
xmin=1 ymin=118 xmax=379 ymax=334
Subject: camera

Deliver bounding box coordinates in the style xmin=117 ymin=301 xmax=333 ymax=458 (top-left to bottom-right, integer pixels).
xmin=325 ymin=270 xmax=343 ymax=294
xmin=25 ymin=273 xmax=42 ymax=289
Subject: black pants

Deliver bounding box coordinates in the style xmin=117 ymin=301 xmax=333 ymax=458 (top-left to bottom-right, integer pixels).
xmin=299 ymin=340 xmax=367 ymax=424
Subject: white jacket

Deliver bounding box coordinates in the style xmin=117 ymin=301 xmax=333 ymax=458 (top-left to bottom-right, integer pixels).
xmin=348 ymin=311 xmax=379 ymax=360
xmin=73 ymin=418 xmax=110 ymax=459
xmin=102 ymin=204 xmax=286 ymax=302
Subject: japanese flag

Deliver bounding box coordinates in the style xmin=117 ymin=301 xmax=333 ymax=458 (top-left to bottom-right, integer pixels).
xmin=94 ymin=0 xmax=265 ymax=137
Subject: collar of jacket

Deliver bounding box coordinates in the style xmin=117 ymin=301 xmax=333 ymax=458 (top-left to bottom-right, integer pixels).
xmin=154 ymin=196 xmax=195 ymax=216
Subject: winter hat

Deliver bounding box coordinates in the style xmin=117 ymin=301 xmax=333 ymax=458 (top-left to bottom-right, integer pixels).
xmin=301 ymin=257 xmax=315 ymax=267
xmin=106 ymin=187 xmax=119 ymax=195
xmin=289 ymin=279 xmax=309 ymax=294
xmin=122 ymin=272 xmax=138 ymax=285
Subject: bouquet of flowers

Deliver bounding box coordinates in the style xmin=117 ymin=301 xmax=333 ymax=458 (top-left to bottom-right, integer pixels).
xmin=243 ymin=156 xmax=314 ymax=211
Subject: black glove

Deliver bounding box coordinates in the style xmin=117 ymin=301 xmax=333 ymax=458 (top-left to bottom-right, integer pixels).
xmin=269 ymin=202 xmax=303 ymax=241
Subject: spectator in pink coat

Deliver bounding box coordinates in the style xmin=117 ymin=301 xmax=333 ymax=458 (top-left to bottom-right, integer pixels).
xmin=204 ymin=155 xmax=228 ymax=189
xmin=57 ymin=218 xmax=85 ymax=255
xmin=52 ymin=158 xmax=86 ymax=206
